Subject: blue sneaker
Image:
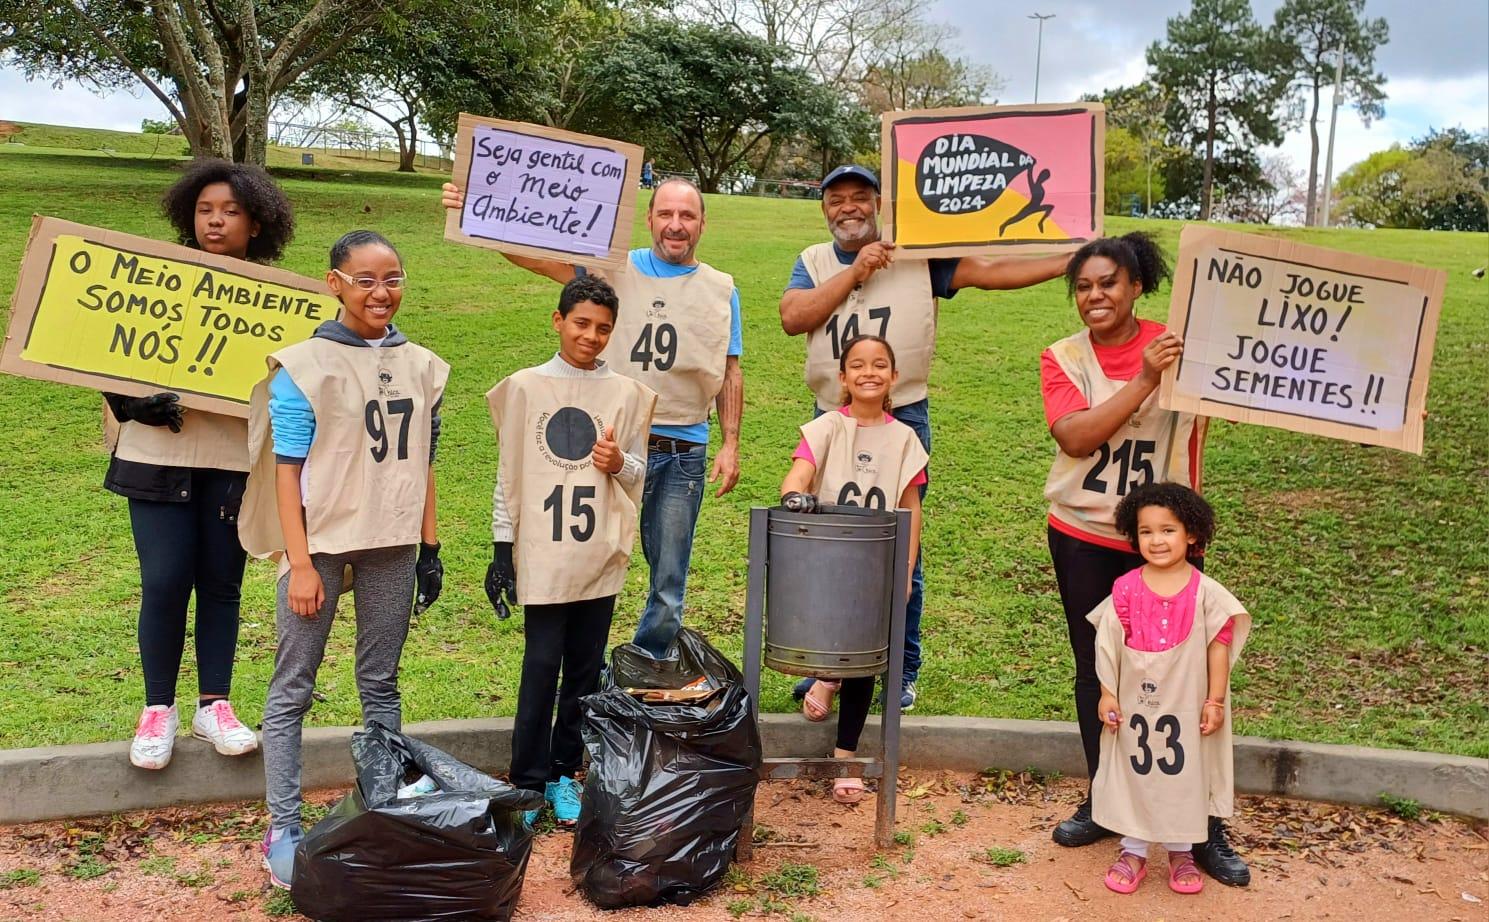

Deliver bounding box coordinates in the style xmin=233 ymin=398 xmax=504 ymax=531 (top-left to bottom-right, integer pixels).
xmin=261 ymin=823 xmax=302 ymax=890
xmin=900 ymin=680 xmax=918 ymax=712
xmin=546 ymin=776 xmax=583 ymax=826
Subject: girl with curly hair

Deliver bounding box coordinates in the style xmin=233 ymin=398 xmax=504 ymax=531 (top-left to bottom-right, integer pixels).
xmin=1089 ymin=482 xmax=1250 ymax=896
xmin=1038 ymin=232 xmax=1247 ymax=886
xmin=105 ymin=159 xmax=294 ymax=772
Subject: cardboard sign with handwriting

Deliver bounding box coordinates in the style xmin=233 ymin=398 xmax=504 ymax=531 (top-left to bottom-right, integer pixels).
xmin=446 ymin=114 xmax=642 ymax=269
xmin=1 ymin=216 xmax=336 ymax=418
xmin=1160 ymin=226 xmax=1445 ymax=454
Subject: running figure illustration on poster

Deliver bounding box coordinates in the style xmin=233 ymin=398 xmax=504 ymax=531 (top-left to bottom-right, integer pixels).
xmin=881 ymin=103 xmax=1104 ymax=258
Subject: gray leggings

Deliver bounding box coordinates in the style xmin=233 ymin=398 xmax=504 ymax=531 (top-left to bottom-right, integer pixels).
xmin=262 ymin=544 xmax=416 ymax=829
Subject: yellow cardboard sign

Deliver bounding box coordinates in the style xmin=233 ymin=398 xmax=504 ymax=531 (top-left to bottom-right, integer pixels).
xmin=2 ymin=217 xmax=336 ymax=417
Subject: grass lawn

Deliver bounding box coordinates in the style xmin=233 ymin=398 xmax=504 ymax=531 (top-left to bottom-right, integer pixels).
xmin=1 ymin=121 xmax=449 ymax=173
xmin=0 ymin=148 xmax=1485 ymax=760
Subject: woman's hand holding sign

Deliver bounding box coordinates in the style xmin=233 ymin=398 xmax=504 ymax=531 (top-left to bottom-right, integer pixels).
xmin=1138 ymin=331 xmax=1184 ymax=388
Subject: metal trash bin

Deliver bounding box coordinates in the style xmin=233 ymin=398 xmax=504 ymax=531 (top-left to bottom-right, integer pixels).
xmin=763 ymin=505 xmax=896 ymax=678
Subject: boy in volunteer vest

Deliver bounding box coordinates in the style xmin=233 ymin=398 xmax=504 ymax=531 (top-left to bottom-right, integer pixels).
xmin=779 ymin=335 xmax=926 ymax=805
xmin=484 ymin=275 xmax=657 ymax=826
xmin=781 ymin=164 xmax=1069 ymax=713
xmin=1087 ymin=482 xmax=1250 ymax=896
xmin=238 ymin=230 xmax=449 ymax=889
xmin=440 ymin=177 xmax=744 ymax=659
xmin=107 ymin=160 xmax=294 ymax=771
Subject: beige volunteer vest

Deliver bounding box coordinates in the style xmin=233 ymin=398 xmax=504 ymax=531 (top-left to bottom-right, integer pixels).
xmin=1089 ymin=573 xmax=1251 ymax=843
xmin=112 ymin=410 xmax=250 ymax=473
xmin=238 ymin=337 xmax=449 ymax=559
xmin=1043 ymin=329 xmax=1204 ymax=545
xmin=487 ymin=367 xmax=657 ymax=605
xmin=800 ymin=411 xmax=928 ymax=510
xmin=598 ymin=260 xmax=733 ymax=426
xmin=800 ymin=243 xmax=936 ymax=411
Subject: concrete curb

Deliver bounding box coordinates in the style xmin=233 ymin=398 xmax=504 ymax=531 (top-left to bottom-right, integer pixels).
xmin=1 ymin=715 xmax=1483 ymax=824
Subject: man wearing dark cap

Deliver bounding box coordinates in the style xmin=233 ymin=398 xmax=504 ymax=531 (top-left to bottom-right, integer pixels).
xmin=781 ymin=165 xmax=1068 ymax=714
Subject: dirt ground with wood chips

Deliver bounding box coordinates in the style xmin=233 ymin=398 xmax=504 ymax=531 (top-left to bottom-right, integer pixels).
xmin=0 ymin=771 xmax=1484 ymax=921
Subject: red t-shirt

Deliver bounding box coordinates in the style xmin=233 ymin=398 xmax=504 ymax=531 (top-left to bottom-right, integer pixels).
xmin=1041 ymin=319 xmax=1203 ymax=551
xmin=1040 ymin=318 xmax=1167 ymax=428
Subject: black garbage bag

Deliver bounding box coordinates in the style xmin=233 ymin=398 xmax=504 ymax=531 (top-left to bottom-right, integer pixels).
xmin=292 ymin=722 xmax=544 ymax=922
xmin=571 ymin=628 xmax=763 ymax=908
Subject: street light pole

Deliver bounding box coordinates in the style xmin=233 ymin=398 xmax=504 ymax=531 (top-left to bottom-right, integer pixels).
xmin=1029 ymin=13 xmax=1055 ymax=103
xmin=1319 ymin=46 xmax=1346 ymax=227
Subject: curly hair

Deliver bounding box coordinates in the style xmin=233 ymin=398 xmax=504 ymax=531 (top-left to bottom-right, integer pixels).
xmin=161 ymin=158 xmax=294 ymax=263
xmin=837 ymin=334 xmax=896 ymax=412
xmin=1065 ymin=231 xmax=1171 ymax=299
xmin=1114 ymin=481 xmax=1215 ymax=558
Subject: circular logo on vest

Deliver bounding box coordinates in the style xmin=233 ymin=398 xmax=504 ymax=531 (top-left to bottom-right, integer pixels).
xmin=543 ymin=406 xmax=598 ymax=462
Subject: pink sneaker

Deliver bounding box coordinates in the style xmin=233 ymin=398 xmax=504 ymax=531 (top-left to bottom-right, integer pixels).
xmin=129 ymin=704 xmax=179 ymax=770
xmin=191 ymin=700 xmax=258 ymax=756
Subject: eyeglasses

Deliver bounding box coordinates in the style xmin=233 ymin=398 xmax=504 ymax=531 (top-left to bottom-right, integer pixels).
xmin=332 ymin=268 xmax=407 ymax=291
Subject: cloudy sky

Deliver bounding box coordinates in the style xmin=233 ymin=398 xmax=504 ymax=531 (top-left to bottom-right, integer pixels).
xmin=0 ymin=0 xmax=1484 ymax=176
xmin=934 ymin=0 xmax=1488 ymax=174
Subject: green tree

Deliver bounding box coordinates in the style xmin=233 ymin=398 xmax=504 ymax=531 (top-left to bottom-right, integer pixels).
xmin=590 ymin=19 xmax=817 ymax=192
xmin=1146 ymin=0 xmax=1286 ymax=220
xmin=1335 ymin=131 xmax=1488 ymax=231
xmin=1100 ymin=83 xmax=1174 ymax=215
xmin=1268 ymin=0 xmax=1389 ymax=225
xmin=0 ymin=0 xmax=401 ymax=164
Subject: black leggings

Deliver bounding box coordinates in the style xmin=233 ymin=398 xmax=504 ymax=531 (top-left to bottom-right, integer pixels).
xmin=1047 ymin=526 xmax=1143 ymax=780
xmin=129 ymin=470 xmax=248 ymax=707
xmin=510 ymin=595 xmax=616 ymax=792
xmin=835 ymin=677 xmax=875 ymax=752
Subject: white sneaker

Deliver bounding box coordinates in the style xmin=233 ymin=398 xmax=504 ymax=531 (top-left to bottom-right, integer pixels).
xmin=130 ymin=704 xmax=179 ymax=769
xmin=191 ymin=699 xmax=259 ymax=756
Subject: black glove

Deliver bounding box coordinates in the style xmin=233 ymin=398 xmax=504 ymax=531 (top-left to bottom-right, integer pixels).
xmin=119 ymin=392 xmax=183 ymax=432
xmin=485 ymin=541 xmax=517 ymax=620
xmin=414 ymin=541 xmax=442 ymax=614
xmin=781 ymin=491 xmax=819 ymax=514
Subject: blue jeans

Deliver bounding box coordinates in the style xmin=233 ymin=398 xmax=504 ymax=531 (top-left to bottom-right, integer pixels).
xmin=814 ymin=398 xmax=929 ymax=683
xmin=631 ymin=443 xmax=707 ymax=656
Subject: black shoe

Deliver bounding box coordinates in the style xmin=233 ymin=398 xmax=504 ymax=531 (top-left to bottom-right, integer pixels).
xmin=1193 ymin=816 xmax=1251 ymax=887
xmin=792 ymin=677 xmax=816 ymax=701
xmin=1051 ymin=797 xmax=1113 ymax=847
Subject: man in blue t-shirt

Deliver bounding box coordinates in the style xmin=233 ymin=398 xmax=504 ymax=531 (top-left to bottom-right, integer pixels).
xmin=443 ymin=178 xmax=742 ymax=657
xmin=781 ymin=165 xmax=1068 ymax=713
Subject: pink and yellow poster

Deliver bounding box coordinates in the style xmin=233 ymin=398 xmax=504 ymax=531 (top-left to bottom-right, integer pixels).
xmin=881 ymin=103 xmax=1105 ymax=257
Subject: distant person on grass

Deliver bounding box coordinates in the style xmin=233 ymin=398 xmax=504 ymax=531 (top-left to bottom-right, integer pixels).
xmin=1040 ymin=232 xmax=1248 ymax=887
xmin=778 ymin=334 xmax=926 ymax=805
xmin=238 ymin=230 xmax=449 ymax=889
xmin=485 ymin=275 xmax=657 ymax=827
xmin=779 ymin=164 xmax=1069 ymax=714
xmin=442 ymin=177 xmax=742 ymax=657
xmin=107 ymin=159 xmax=293 ymax=771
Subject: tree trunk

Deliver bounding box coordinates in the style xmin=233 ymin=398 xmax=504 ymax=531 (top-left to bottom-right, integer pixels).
xmin=1201 ymin=80 xmax=1217 ymax=221
xmin=398 ymin=118 xmax=417 ymax=172
xmin=1305 ymin=80 xmax=1322 ymax=226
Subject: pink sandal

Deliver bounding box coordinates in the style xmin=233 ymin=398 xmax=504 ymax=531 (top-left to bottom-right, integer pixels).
xmin=832 ymin=776 xmax=865 ymax=805
xmin=801 ymin=679 xmax=839 ymax=722
xmin=1104 ymin=852 xmax=1147 ymax=894
xmin=1168 ymin=851 xmax=1204 ymax=894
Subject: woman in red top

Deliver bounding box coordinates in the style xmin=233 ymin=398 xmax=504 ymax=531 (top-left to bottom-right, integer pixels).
xmin=1038 ymin=233 xmax=1247 ymax=887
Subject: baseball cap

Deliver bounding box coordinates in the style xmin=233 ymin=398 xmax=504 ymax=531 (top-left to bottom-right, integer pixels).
xmin=821 ymin=165 xmax=879 ymax=193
